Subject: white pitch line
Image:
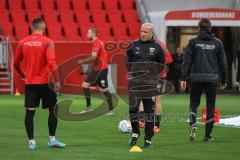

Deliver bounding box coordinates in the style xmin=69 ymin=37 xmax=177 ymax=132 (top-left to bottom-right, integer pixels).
xmin=184 ymin=115 xmax=240 ymax=129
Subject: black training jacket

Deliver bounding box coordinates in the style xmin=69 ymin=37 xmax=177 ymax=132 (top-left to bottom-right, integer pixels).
xmin=126 ymin=39 xmax=165 ymax=77
xmin=181 ymin=30 xmax=228 ymax=83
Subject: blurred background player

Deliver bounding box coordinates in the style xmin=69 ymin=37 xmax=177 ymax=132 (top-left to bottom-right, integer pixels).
xmin=138 ymin=38 xmax=173 ymax=133
xmin=78 ymin=28 xmax=114 ymax=115
xmin=127 ymin=23 xmax=165 ymax=148
xmin=180 ymin=18 xmax=228 ymax=142
xmin=14 ymin=18 xmax=65 ymax=150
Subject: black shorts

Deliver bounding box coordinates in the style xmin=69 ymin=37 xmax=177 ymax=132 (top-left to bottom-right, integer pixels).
xmin=85 ymin=69 xmax=108 ymax=89
xmin=25 ymin=84 xmax=57 ymax=109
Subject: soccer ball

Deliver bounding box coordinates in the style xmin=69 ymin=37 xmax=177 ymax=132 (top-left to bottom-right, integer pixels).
xmin=118 ymin=120 xmax=132 ymax=133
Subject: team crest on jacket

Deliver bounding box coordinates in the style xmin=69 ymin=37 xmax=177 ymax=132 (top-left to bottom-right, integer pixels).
xmin=149 ymin=47 xmax=156 ymax=55
xmin=135 ymin=46 xmax=140 ymax=54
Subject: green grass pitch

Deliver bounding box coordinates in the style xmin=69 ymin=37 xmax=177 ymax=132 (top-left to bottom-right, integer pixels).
xmin=0 ymin=94 xmax=239 ymax=160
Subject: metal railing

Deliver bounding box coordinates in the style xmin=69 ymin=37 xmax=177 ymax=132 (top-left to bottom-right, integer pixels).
xmin=0 ymin=36 xmax=14 ymax=94
xmin=6 ymin=36 xmax=14 ymax=94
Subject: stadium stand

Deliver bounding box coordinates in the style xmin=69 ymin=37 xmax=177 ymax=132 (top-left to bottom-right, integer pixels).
xmin=0 ymin=0 xmax=141 ymax=41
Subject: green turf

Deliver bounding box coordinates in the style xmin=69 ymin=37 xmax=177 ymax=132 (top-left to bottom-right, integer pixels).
xmin=0 ymin=94 xmax=239 ymax=160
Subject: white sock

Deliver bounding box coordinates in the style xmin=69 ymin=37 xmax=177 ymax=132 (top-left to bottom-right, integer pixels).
xmin=49 ymin=136 xmax=56 ymax=142
xmin=29 ymin=139 xmax=36 ymax=144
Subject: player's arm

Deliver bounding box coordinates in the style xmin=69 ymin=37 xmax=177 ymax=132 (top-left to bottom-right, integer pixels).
xmin=13 ymin=43 xmax=25 ymax=78
xmin=180 ymin=40 xmax=194 ymax=89
xmin=126 ymin=42 xmax=133 ymax=71
xmin=156 ymin=44 xmax=166 ymax=73
xmin=78 ymin=52 xmax=97 ymax=64
xmin=78 ymin=45 xmax=99 ymax=64
xmin=46 ymin=41 xmax=60 ymax=92
xmin=217 ymin=41 xmax=228 ymax=89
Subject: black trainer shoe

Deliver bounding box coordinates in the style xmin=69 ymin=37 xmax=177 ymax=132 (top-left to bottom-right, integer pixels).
xmin=189 ymin=124 xmax=197 ymax=141
xmin=144 ymin=140 xmax=152 ymax=149
xmin=129 ymin=133 xmax=140 ymax=146
xmin=203 ymin=136 xmax=214 ymax=142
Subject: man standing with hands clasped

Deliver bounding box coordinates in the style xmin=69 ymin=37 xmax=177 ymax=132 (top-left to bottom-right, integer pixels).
xmin=180 ymin=18 xmax=228 ymax=142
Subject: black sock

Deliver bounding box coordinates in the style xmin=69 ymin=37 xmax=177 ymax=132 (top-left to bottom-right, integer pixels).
xmin=48 ymin=107 xmax=58 ymax=136
xmin=25 ymin=109 xmax=36 ymax=140
xmin=154 ymin=115 xmax=161 ymax=127
xmin=103 ymin=91 xmax=113 ymax=111
xmin=139 ymin=111 xmax=145 ymax=122
xmin=83 ymin=87 xmax=91 ymax=107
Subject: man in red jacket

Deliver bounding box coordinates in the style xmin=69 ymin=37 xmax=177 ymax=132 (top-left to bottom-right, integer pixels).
xmin=14 ymin=17 xmax=65 ymax=150
xmin=139 ymin=38 xmax=173 ymax=132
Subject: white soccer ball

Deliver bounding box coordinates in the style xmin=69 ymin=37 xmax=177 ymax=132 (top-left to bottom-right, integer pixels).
xmin=118 ymin=120 xmax=132 ymax=133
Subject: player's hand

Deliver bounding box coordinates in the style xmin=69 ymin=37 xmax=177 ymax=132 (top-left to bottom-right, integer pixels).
xmin=219 ymin=82 xmax=227 ymax=90
xmin=54 ymin=82 xmax=61 ymax=93
xmin=180 ymin=81 xmax=187 ymax=90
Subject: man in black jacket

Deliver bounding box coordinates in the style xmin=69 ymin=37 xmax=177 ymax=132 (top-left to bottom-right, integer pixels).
xmin=180 ymin=18 xmax=228 ymax=142
xmin=126 ymin=23 xmax=165 ymax=148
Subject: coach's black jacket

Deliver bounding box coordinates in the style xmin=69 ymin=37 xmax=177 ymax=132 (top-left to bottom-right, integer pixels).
xmin=181 ymin=30 xmax=228 ymax=83
xmin=126 ymin=38 xmax=165 ymax=76
xmin=126 ymin=39 xmax=165 ymax=95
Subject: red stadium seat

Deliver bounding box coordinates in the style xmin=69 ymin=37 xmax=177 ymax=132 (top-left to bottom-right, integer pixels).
xmin=72 ymin=0 xmax=87 ymax=11
xmin=0 ymin=22 xmax=14 ymax=36
xmin=75 ymin=10 xmax=91 ymax=24
xmin=99 ymin=35 xmax=114 ymax=41
xmin=112 ymin=23 xmax=128 ymax=37
xmin=108 ymin=10 xmax=123 ymax=24
xmin=8 ymin=35 xmax=16 ymax=41
xmin=15 ymin=24 xmax=30 ymax=40
xmin=115 ymin=35 xmax=131 ymax=41
xmin=76 ymin=16 xmax=91 ymax=24
xmin=8 ymin=0 xmax=23 ymax=10
xmin=92 ymin=10 xmax=107 ymax=23
xmin=0 ymin=0 xmax=7 ymax=9
xmin=91 ymin=9 xmax=106 ymax=15
xmin=11 ymin=9 xmax=27 ymax=25
xmin=123 ymin=9 xmax=138 ymax=23
xmin=26 ymin=9 xmax=42 ymax=23
xmin=128 ymin=22 xmax=141 ymax=37
xmin=40 ymin=0 xmax=55 ymax=10
xmin=24 ymin=0 xmax=39 ymax=11
xmin=56 ymin=0 xmax=71 ymax=12
xmin=0 ymin=10 xmax=10 ymax=22
xmin=119 ymin=0 xmax=135 ymax=10
xmin=11 ymin=8 xmax=25 ymax=15
xmin=63 ymin=23 xmax=81 ymax=41
xmin=42 ymin=8 xmax=57 ymax=15
xmin=79 ymin=22 xmax=94 ymax=39
xmin=88 ymin=0 xmax=103 ymax=11
xmin=96 ymin=22 xmax=111 ymax=37
xmin=43 ymin=12 xmax=59 ymax=24
xmin=47 ymin=22 xmax=65 ymax=41
xmin=67 ymin=35 xmax=82 ymax=41
xmin=103 ymin=0 xmax=119 ymax=11
xmin=131 ymin=34 xmax=139 ymax=40
xmin=60 ymin=11 xmax=75 ymax=23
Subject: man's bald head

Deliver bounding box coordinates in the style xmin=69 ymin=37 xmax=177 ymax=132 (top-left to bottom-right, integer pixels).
xmin=141 ymin=23 xmax=154 ymax=41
